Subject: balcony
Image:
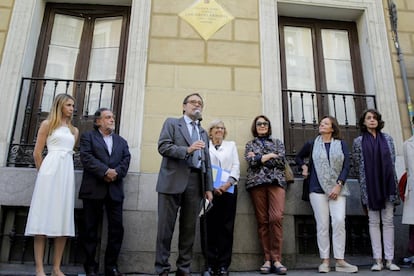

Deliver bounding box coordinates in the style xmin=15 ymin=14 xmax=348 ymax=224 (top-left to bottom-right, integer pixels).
xmin=282 ymin=89 xmax=376 ymax=176
xmin=7 ymin=77 xmax=124 ymax=169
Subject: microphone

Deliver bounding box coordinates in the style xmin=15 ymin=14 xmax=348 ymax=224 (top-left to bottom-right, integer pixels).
xmin=194 ymin=110 xmax=203 ymax=121
xmin=193 ymin=109 xmax=205 ymax=172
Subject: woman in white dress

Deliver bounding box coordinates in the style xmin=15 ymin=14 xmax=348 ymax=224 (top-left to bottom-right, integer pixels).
xmin=25 ymin=94 xmax=79 ymax=276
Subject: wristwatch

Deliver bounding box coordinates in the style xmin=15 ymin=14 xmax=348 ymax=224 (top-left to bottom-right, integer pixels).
xmin=337 ymin=180 xmax=344 ymax=186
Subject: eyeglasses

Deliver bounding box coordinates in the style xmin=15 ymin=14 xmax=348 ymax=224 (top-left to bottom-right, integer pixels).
xmin=213 ymin=126 xmax=225 ymax=130
xmin=256 ymin=121 xmax=269 ymax=127
xmin=186 ymin=100 xmax=203 ymax=107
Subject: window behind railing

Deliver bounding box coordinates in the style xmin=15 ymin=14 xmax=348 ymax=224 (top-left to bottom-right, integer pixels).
xmin=279 ymin=17 xmax=373 ymax=171
xmin=282 ymin=89 xmax=376 ymax=155
xmin=282 ymin=89 xmax=376 ymax=179
xmin=6 ymin=4 xmax=130 ymax=169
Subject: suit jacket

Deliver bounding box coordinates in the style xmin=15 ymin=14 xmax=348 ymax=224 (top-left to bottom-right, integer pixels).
xmin=156 ymin=117 xmax=213 ymax=194
xmin=79 ymin=129 xmax=131 ymax=201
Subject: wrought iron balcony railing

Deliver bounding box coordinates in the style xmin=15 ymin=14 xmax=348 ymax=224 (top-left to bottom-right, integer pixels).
xmin=7 ymin=77 xmax=124 ymax=169
xmin=281 ymin=89 xmax=377 ymax=177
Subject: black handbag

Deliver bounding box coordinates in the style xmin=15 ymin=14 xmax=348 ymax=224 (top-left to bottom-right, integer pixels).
xmin=301 ymin=141 xmax=313 ymax=202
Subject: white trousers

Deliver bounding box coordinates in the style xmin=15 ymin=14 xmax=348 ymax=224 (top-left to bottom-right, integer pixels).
xmin=310 ymin=192 xmax=346 ymax=259
xmin=368 ymin=201 xmax=395 ymax=261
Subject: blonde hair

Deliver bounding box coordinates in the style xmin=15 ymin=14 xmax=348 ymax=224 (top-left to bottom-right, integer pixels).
xmin=47 ymin=94 xmax=76 ymax=136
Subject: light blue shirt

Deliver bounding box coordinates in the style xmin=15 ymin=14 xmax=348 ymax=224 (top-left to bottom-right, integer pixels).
xmin=184 ymin=115 xmax=200 ymax=140
xmin=99 ymin=130 xmax=113 ymax=155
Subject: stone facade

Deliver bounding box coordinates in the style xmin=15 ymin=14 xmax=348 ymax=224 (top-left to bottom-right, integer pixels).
xmin=0 ymin=0 xmax=14 ymax=63
xmin=383 ymin=0 xmax=414 ymax=139
xmin=0 ymin=0 xmax=412 ymax=274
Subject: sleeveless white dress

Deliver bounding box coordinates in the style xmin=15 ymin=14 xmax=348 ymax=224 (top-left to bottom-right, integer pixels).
xmin=25 ymin=126 xmax=75 ymax=237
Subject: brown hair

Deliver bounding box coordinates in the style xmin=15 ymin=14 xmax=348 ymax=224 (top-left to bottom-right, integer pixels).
xmin=250 ymin=115 xmax=272 ymax=137
xmin=320 ymin=115 xmax=342 ymax=140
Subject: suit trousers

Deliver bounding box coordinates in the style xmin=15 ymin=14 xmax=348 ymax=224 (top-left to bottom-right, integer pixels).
xmin=81 ymin=196 xmax=124 ymax=271
xmin=249 ymin=184 xmax=285 ymax=262
xmin=201 ymin=186 xmax=238 ymax=269
xmin=155 ymin=171 xmax=202 ymax=274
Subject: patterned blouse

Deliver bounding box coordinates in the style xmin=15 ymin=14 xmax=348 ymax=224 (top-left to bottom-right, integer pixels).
xmin=244 ymin=136 xmax=286 ymax=190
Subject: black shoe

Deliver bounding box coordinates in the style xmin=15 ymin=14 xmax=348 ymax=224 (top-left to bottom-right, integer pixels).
xmin=84 ymin=265 xmax=98 ymax=276
xmin=105 ymin=267 xmax=124 ymax=276
xmin=159 ymin=271 xmax=169 ymax=276
xmin=217 ymin=267 xmax=229 ymax=276
xmin=176 ymin=270 xmax=191 ymax=276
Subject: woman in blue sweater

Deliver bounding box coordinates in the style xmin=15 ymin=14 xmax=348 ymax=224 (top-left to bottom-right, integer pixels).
xmin=295 ymin=115 xmax=357 ymax=273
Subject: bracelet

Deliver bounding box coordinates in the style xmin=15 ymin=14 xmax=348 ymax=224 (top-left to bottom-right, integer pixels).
xmin=337 ymin=180 xmax=344 ymax=186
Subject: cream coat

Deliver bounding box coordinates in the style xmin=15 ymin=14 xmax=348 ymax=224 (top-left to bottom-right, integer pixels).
xmin=402 ymin=136 xmax=414 ymax=225
xmin=209 ymin=140 xmax=240 ymax=183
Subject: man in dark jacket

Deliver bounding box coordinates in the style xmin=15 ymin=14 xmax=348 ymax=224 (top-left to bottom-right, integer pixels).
xmin=79 ymin=108 xmax=131 ymax=276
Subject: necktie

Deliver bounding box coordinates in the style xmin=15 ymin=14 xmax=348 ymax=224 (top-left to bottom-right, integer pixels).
xmin=191 ymin=121 xmax=200 ymax=168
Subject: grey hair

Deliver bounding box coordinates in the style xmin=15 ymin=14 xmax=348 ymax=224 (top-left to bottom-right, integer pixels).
xmin=208 ymin=119 xmax=227 ymax=139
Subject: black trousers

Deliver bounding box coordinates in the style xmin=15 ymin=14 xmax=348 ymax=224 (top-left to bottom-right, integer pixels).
xmin=81 ymin=196 xmax=124 ymax=272
xmin=201 ymin=186 xmax=238 ymax=269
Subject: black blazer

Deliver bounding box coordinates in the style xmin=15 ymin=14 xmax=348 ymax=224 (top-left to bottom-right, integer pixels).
xmin=79 ymin=129 xmax=131 ymax=201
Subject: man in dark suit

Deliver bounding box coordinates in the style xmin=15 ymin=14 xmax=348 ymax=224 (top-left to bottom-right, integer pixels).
xmin=79 ymin=108 xmax=131 ymax=276
xmin=155 ymin=93 xmax=214 ymax=276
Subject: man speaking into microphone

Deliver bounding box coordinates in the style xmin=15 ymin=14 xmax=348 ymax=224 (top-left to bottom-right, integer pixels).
xmin=155 ymin=93 xmax=213 ymax=276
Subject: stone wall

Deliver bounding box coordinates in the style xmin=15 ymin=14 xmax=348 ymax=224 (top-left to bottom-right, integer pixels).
xmin=126 ymin=0 xmax=265 ymax=272
xmin=142 ymin=0 xmax=261 ymax=177
xmin=0 ymin=0 xmax=14 ymax=63
xmin=383 ymin=0 xmax=414 ymax=139
xmin=0 ymin=0 xmax=411 ymax=274
xmin=0 ymin=165 xmax=407 ymax=274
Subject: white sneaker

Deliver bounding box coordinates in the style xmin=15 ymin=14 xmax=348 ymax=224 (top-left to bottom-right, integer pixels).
xmin=318 ymin=262 xmax=330 ymax=273
xmin=371 ymin=262 xmax=383 ymax=271
xmin=335 ymin=261 xmax=358 ymax=273
xmin=386 ymin=261 xmax=400 ymax=271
